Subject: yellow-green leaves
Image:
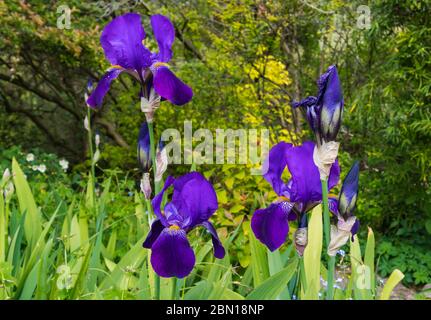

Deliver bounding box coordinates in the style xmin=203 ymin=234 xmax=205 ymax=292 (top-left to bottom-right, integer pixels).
xmin=12 ymin=158 xmax=42 ymax=250
xmin=380 ymin=269 xmax=404 ymax=300
xmin=303 ymin=205 xmax=323 ymax=299
xmin=247 ymin=257 xmax=298 ymax=300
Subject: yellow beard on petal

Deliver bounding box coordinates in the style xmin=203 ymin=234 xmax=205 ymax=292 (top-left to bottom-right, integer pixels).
xmin=153 ymin=62 xmax=169 ymax=68
xmin=169 ymin=225 xmax=180 ymax=231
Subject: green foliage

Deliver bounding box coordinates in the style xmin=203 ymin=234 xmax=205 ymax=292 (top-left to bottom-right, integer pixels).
xmin=377 ymin=237 xmax=431 ymax=286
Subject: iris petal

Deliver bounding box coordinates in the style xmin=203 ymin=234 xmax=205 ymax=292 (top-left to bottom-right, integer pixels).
xmin=286 ymin=141 xmax=340 ymax=207
xmin=153 ymin=66 xmax=193 ymax=105
xmin=263 ymin=142 xmax=293 ymax=197
xmin=86 ymin=68 xmax=123 ymax=108
xmin=142 ymin=219 xmax=164 ymax=249
xmin=150 ymin=228 xmax=195 ymax=278
xmin=171 ymin=172 xmax=218 ymax=228
xmin=152 ymin=176 xmax=175 ymax=225
xmin=151 ymin=14 xmax=175 ymax=63
xmin=201 ymin=221 xmax=225 ymax=259
xmin=251 ymin=203 xmax=291 ymax=251
xmin=100 ymin=13 xmax=152 ymax=70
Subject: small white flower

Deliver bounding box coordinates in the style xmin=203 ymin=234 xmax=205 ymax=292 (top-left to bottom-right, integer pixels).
xmin=31 ymin=165 xmax=38 ymax=171
xmin=26 ymin=153 xmax=35 ymax=162
xmin=37 ymin=164 xmax=47 ymax=173
xmin=59 ymin=159 xmax=69 ymax=171
xmin=336 ymin=277 xmax=343 ymax=283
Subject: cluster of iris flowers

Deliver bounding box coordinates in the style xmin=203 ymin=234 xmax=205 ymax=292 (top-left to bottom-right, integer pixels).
xmin=86 ymin=13 xmax=360 ymax=285
xmin=86 ymin=13 xmax=224 ymax=279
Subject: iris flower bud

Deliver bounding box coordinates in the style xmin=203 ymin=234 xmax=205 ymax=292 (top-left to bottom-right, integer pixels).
xmin=137 ymin=122 xmax=151 ymax=172
xmin=338 ymin=161 xmax=359 ymax=220
xmin=317 ymin=65 xmax=343 ymax=144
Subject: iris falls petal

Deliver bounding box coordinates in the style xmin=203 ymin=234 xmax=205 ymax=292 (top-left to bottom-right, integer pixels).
xmin=153 ymin=66 xmax=193 ymax=106
xmin=251 ymin=203 xmax=292 ymax=251
xmin=86 ymin=68 xmax=123 ymax=108
xmin=201 ymin=221 xmax=225 ymax=259
xmin=150 ymin=228 xmax=195 ymax=278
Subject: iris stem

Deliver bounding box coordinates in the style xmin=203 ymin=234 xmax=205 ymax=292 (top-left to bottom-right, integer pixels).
xmin=147 ymin=121 xmax=161 ymax=194
xmin=321 ymin=178 xmax=334 ymax=300
xmin=147 ymin=120 xmax=161 ymax=300
xmin=171 ymin=278 xmax=177 ymax=300
xmin=327 ymin=255 xmax=335 ymax=300
xmin=299 ymin=256 xmax=307 ymax=298
xmin=86 ymin=107 xmax=96 ymax=213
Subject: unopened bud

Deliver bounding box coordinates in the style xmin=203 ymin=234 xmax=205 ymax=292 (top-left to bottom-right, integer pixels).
xmin=84 ymin=116 xmax=90 ymax=132
xmin=92 ymin=149 xmax=100 ymax=165
xmin=155 ymin=144 xmax=168 ymax=182
xmin=140 ymin=173 xmax=152 ymax=200
xmin=95 ymin=133 xmax=101 ymax=148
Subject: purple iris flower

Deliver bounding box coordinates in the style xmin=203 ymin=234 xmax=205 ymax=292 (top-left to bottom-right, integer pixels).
xmin=143 ymin=172 xmax=225 ymax=278
xmin=251 ymin=141 xmax=340 ymax=251
xmin=328 ymin=161 xmax=360 ymax=237
xmin=293 ymin=65 xmax=343 ymax=145
xmin=87 ymin=13 xmax=193 ymax=108
xmin=137 ymin=122 xmax=151 ymax=172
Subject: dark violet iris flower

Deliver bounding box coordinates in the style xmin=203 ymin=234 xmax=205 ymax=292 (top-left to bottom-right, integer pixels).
xmin=252 ymin=141 xmax=340 ymax=251
xmin=292 ymin=65 xmax=343 ymax=145
xmin=143 ymin=172 xmax=225 ymax=278
xmin=137 ymin=122 xmax=151 ymax=172
xmin=87 ymin=13 xmax=193 ymax=108
xmin=328 ymin=161 xmax=360 ymax=237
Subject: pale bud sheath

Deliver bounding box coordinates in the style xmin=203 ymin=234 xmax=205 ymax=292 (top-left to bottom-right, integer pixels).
xmin=140 ymin=173 xmax=152 ymax=200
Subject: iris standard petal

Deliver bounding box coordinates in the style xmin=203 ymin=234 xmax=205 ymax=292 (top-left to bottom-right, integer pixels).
xmin=263 ymin=142 xmax=293 ymax=197
xmin=285 ymin=141 xmax=322 ymax=205
xmin=153 ymin=66 xmax=193 ymax=105
xmin=151 ymin=14 xmax=175 ymax=63
xmin=152 ymin=176 xmax=175 ymax=224
xmin=150 ymin=228 xmax=195 ymax=278
xmin=201 ymin=221 xmax=225 ymax=259
xmin=100 ymin=13 xmax=152 ymax=70
xmin=142 ymin=219 xmax=164 ymax=249
xmin=86 ymin=68 xmax=123 ymax=108
xmin=286 ymin=141 xmax=340 ymax=207
xmin=251 ymin=203 xmax=291 ymax=251
xmin=171 ymin=172 xmax=218 ymax=228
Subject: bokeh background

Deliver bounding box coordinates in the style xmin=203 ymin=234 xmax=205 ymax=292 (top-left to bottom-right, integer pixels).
xmin=0 ymin=0 xmax=430 ymax=291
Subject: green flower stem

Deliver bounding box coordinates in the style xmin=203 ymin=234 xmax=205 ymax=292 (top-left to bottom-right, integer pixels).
xmin=327 ymin=255 xmax=335 ymax=300
xmin=147 ymin=120 xmax=161 ymax=300
xmin=171 ymin=278 xmax=177 ymax=300
xmin=321 ymin=178 xmax=334 ymax=300
xmin=86 ymin=107 xmax=96 ymax=212
xmin=147 ymin=121 xmax=161 ymax=194
xmin=299 ymin=256 xmax=307 ymax=297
